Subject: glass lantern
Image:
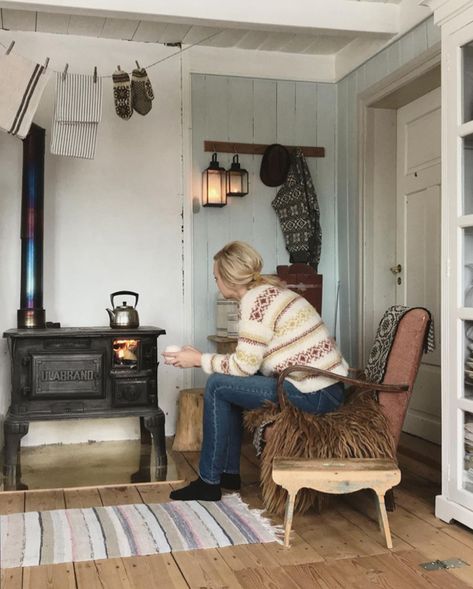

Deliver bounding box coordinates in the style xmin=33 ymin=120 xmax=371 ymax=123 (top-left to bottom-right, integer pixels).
xmin=202 ymin=153 xmax=227 ymax=207
xmin=226 ymin=155 xmax=249 ymax=197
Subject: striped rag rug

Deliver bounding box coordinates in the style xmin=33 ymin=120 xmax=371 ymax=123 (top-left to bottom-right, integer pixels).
xmin=0 ymin=494 xmax=282 ymax=568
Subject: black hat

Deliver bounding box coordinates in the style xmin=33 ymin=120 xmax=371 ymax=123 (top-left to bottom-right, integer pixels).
xmin=260 ymin=144 xmax=291 ymax=187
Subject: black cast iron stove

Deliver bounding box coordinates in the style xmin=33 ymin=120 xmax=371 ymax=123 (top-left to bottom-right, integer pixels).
xmin=3 ymin=123 xmax=169 ymax=490
xmin=3 ymin=326 xmax=167 ymax=489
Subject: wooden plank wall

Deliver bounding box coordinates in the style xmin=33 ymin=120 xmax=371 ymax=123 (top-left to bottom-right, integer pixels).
xmin=191 ymin=74 xmax=337 ymax=386
xmin=336 ymin=16 xmax=441 ymax=364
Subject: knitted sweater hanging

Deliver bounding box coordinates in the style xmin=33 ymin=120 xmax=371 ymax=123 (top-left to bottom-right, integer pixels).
xmin=271 ymin=148 xmax=322 ymax=271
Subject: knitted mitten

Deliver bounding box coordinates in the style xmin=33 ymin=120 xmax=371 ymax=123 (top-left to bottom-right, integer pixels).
xmin=131 ymin=68 xmax=154 ymax=115
xmin=112 ymin=70 xmax=133 ymax=120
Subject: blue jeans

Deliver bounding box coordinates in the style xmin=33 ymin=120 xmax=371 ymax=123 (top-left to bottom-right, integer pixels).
xmin=199 ymin=373 xmax=344 ymax=484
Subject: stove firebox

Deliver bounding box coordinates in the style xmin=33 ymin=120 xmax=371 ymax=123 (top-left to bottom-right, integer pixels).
xmin=3 ymin=326 xmax=166 ymax=489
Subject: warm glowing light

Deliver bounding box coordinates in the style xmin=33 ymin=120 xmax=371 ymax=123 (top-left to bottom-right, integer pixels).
xmin=202 ymin=153 xmax=226 ymax=207
xmin=113 ymin=339 xmax=139 ymax=364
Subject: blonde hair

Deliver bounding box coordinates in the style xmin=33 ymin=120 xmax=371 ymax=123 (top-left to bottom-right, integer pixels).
xmin=213 ymin=241 xmax=283 ymax=290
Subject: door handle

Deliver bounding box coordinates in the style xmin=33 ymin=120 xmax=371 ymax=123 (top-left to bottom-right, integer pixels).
xmin=390 ymin=264 xmax=402 ymax=274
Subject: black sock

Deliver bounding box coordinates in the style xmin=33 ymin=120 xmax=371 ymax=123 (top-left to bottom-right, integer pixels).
xmin=220 ymin=473 xmax=241 ymax=490
xmin=169 ymin=477 xmax=221 ymax=501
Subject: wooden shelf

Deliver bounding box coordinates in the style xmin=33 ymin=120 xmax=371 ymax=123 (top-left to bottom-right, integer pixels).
xmin=208 ymin=335 xmax=238 ymax=343
xmin=204 ymin=140 xmax=325 ymax=158
xmin=207 ymin=334 xmax=238 ymax=354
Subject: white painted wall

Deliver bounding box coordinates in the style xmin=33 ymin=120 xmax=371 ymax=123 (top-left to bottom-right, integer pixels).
xmin=0 ymin=30 xmax=188 ymax=446
xmin=336 ymin=15 xmax=441 ymax=364
xmin=191 ymin=74 xmax=339 ymax=387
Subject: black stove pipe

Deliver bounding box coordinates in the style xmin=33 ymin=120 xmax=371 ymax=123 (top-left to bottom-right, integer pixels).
xmin=17 ymin=123 xmax=46 ymax=329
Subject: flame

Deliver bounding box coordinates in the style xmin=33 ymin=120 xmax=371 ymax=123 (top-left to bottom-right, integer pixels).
xmin=113 ymin=339 xmax=138 ymax=362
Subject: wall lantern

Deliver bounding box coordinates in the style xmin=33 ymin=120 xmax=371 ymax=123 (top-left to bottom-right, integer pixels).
xmin=226 ymin=155 xmax=249 ymax=197
xmin=202 ymin=152 xmax=227 ymax=207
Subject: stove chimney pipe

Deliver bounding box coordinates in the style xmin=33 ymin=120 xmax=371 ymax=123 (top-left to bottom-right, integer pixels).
xmin=17 ymin=124 xmax=46 ymax=329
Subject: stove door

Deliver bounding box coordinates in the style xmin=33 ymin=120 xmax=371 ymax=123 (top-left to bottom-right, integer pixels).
xmin=112 ymin=376 xmax=149 ymax=407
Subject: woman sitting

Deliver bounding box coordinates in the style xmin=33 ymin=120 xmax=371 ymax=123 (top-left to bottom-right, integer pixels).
xmin=162 ymin=241 xmax=348 ymax=501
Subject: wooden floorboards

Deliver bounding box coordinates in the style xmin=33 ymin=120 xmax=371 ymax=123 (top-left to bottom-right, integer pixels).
xmin=1 ymin=442 xmax=473 ymax=588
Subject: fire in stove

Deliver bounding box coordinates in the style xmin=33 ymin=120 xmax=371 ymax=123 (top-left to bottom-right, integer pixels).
xmin=113 ymin=339 xmax=139 ymax=367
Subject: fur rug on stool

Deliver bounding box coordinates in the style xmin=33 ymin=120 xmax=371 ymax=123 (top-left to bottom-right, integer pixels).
xmin=244 ymin=389 xmax=396 ymax=515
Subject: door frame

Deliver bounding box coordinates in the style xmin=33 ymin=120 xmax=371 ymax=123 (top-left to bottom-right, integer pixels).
xmin=357 ymin=43 xmax=441 ymax=363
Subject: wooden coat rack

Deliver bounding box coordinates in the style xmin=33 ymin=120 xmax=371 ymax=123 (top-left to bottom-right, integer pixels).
xmin=204 ymin=140 xmax=325 ymax=158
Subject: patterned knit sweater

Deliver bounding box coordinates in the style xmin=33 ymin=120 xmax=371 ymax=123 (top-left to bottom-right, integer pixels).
xmin=201 ymin=284 xmax=348 ymax=392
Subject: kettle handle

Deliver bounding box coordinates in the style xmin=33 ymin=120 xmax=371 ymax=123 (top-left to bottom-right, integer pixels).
xmin=110 ymin=290 xmax=139 ymax=308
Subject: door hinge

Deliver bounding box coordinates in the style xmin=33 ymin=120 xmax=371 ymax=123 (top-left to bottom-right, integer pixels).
xmin=420 ymin=558 xmax=469 ymax=571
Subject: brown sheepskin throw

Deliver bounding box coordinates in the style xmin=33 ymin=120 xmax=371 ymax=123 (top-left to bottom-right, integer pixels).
xmin=243 ymin=389 xmax=396 ymax=515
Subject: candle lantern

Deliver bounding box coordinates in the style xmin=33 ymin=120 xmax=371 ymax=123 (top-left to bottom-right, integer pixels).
xmin=226 ymin=155 xmax=249 ymax=197
xmin=202 ymin=153 xmax=226 ymax=207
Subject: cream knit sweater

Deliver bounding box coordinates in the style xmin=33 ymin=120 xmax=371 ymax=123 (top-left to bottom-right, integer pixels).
xmin=201 ymin=284 xmax=348 ymax=392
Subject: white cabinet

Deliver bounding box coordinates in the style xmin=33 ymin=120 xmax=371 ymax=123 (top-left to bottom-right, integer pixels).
xmin=428 ymin=0 xmax=473 ymax=530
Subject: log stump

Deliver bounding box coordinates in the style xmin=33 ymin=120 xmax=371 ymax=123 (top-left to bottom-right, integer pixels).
xmin=172 ymin=388 xmax=204 ymax=452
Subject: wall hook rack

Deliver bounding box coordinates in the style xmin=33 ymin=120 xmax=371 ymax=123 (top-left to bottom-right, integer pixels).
xmin=204 ymin=140 xmax=325 ymax=158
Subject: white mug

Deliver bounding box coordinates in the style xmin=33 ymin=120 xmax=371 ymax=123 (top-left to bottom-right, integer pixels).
xmin=163 ymin=345 xmax=181 ymax=365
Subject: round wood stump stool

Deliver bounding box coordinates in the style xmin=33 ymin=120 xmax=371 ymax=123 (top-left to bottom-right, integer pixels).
xmin=172 ymin=388 xmax=204 ymax=452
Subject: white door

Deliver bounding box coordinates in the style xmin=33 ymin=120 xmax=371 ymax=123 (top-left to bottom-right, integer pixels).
xmin=396 ymin=87 xmax=441 ymax=444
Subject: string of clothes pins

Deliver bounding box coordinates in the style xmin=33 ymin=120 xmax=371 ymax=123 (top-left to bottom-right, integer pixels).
xmin=0 ymin=31 xmax=220 ymax=158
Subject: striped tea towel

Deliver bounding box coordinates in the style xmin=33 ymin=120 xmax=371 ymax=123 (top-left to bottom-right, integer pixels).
xmin=0 ymin=54 xmax=50 ymax=139
xmin=55 ymin=72 xmax=102 ymax=123
xmin=51 ymin=72 xmax=102 ymax=159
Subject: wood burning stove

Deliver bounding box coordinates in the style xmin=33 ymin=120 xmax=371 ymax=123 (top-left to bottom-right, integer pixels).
xmin=3 ymin=121 xmax=169 ymax=491
xmin=3 ymin=326 xmax=166 ymax=489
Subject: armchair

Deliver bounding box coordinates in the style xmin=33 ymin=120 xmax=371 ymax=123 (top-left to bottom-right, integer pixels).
xmin=244 ymin=306 xmax=432 ymax=515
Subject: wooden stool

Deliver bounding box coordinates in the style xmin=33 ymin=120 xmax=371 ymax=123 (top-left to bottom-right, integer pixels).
xmin=172 ymin=388 xmax=204 ymax=452
xmin=272 ymin=458 xmax=401 ymax=549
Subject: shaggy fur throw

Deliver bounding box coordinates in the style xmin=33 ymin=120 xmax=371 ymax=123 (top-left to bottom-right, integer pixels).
xmin=243 ymin=388 xmax=396 ymax=515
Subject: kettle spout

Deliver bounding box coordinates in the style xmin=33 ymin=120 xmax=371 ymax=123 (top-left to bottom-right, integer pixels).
xmin=106 ymin=308 xmax=115 ymax=323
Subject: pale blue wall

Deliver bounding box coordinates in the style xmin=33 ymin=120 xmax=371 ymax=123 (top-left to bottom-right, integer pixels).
xmin=336 ymin=16 xmax=441 ymax=364
xmin=190 ymin=16 xmax=441 ymax=382
xmin=191 ymin=75 xmax=338 ymax=386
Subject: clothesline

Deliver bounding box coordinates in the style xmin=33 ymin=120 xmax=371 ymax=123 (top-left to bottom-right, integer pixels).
xmin=0 ymin=30 xmax=221 ymax=79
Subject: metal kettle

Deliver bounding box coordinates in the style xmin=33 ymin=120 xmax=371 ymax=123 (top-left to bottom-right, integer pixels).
xmin=106 ymin=291 xmax=140 ymax=328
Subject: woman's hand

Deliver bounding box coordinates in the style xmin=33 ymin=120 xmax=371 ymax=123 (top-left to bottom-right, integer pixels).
xmin=162 ymin=345 xmax=202 ymax=368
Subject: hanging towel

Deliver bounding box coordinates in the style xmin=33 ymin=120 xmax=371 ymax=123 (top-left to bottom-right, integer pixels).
xmin=51 ymin=72 xmax=102 ymax=159
xmin=0 ymin=54 xmax=50 ymax=140
xmin=271 ymin=148 xmax=322 ymax=271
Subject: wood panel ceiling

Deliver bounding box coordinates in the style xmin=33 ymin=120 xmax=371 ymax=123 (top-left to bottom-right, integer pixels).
xmin=0 ymin=0 xmax=433 ymax=80
xmin=0 ymin=8 xmax=362 ymax=55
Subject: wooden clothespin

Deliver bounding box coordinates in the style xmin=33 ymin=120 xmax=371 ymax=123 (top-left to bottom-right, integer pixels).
xmin=6 ymin=41 xmax=15 ymax=55
xmin=62 ymin=63 xmax=69 ymax=81
xmin=43 ymin=57 xmax=50 ymax=73
xmin=93 ymin=66 xmax=97 ymax=83
xmin=135 ymin=60 xmax=140 ymax=69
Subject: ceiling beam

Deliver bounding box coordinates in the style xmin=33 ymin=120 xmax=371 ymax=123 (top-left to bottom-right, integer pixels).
xmin=0 ymin=0 xmax=400 ymax=36
xmin=189 ymin=45 xmax=335 ymax=83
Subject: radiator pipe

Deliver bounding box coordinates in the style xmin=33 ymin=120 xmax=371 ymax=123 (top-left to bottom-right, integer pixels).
xmin=17 ymin=123 xmax=46 ymax=329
